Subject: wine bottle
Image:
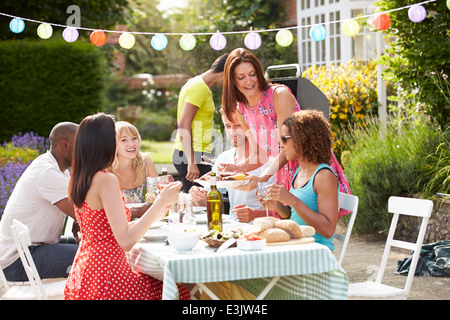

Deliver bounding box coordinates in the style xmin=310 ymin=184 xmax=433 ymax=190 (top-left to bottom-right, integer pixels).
xmin=206 ymin=172 xmax=222 ymax=232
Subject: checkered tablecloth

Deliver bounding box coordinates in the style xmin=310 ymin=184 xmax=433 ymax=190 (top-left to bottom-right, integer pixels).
xmin=127 ymin=235 xmax=348 ymax=300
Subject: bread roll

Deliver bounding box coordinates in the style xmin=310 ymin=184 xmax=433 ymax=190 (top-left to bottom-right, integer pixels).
xmin=259 ymin=228 xmax=290 ymax=243
xmin=274 ymin=220 xmax=303 ymax=239
xmin=299 ymin=225 xmax=315 ymax=237
xmin=253 ymin=217 xmax=279 ymax=232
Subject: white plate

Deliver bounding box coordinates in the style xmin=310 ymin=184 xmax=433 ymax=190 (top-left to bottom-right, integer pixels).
xmin=194 ymin=179 xmax=248 ymax=189
xmin=149 ymin=221 xmax=166 ymax=229
xmin=193 ymin=206 xmax=206 ymax=213
xmin=143 ymin=228 xmax=172 ymax=241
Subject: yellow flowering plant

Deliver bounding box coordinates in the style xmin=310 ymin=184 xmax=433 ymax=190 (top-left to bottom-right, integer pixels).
xmin=302 ymin=58 xmax=379 ymax=160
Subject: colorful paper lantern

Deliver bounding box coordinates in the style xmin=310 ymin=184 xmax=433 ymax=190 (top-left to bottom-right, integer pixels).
xmin=62 ymin=27 xmax=79 ymax=43
xmin=372 ymin=13 xmax=391 ymax=31
xmin=179 ymin=34 xmax=196 ymax=51
xmin=309 ymin=25 xmax=327 ymax=42
xmin=276 ymin=29 xmax=294 ymax=47
xmin=408 ymin=5 xmax=427 ymax=23
xmin=119 ymin=33 xmax=135 ymax=49
xmin=90 ymin=30 xmax=107 ymax=46
xmin=244 ymin=32 xmax=262 ymax=50
xmin=9 ymin=18 xmax=25 ymax=34
xmin=447 ymin=0 xmax=450 ymax=10
xmin=342 ymin=19 xmax=360 ymax=37
xmin=37 ymin=23 xmax=53 ymax=39
xmin=151 ymin=34 xmax=168 ymax=51
xmin=210 ymin=32 xmax=227 ymax=51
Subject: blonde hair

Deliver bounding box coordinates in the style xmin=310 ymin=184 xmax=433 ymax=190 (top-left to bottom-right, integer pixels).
xmin=111 ymin=121 xmax=147 ymax=187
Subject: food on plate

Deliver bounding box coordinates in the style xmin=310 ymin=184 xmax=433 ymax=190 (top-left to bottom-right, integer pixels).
xmin=259 ymin=228 xmax=290 ymax=243
xmin=201 ymin=229 xmax=242 ymax=247
xmin=239 ymin=233 xmax=263 ymax=241
xmin=246 ymin=217 xmax=316 ymax=244
xmin=274 ymin=220 xmax=303 ymax=239
xmin=253 ymin=216 xmax=279 ymax=232
xmin=199 ymin=171 xmax=248 ymax=181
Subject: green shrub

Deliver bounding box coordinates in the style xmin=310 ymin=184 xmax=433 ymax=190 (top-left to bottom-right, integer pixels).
xmin=0 ymin=39 xmax=108 ymax=142
xmin=136 ymin=110 xmax=177 ymax=142
xmin=302 ymin=59 xmax=379 ymax=160
xmin=343 ymin=116 xmax=440 ymax=235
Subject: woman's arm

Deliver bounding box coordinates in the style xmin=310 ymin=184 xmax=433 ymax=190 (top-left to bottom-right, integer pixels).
xmin=99 ymin=174 xmax=182 ymax=251
xmin=266 ymin=170 xmax=339 ymax=238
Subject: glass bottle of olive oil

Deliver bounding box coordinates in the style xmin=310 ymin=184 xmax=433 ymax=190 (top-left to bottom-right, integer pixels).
xmin=206 ymin=172 xmax=222 ymax=232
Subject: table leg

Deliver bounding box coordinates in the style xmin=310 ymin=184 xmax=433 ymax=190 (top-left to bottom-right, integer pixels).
xmin=255 ymin=276 xmax=281 ymax=300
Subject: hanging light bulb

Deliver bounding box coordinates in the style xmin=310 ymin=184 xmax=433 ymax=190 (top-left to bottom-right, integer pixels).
xmin=151 ymin=34 xmax=168 ymax=51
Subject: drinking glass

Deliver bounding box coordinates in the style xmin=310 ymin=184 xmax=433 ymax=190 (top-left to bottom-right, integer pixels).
xmin=256 ymin=182 xmax=270 ymax=216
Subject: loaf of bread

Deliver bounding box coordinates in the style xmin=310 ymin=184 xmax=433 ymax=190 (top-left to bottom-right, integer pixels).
xmin=299 ymin=225 xmax=315 ymax=237
xmin=274 ymin=220 xmax=303 ymax=239
xmin=259 ymin=228 xmax=290 ymax=243
xmin=253 ymin=217 xmax=279 ymax=232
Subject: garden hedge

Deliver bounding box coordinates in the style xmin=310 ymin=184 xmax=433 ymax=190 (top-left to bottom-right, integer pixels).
xmin=0 ymin=39 xmax=108 ymax=142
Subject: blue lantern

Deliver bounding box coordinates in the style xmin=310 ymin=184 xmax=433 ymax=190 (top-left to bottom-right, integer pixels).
xmin=10 ymin=18 xmax=25 ymax=34
xmin=309 ymin=25 xmax=327 ymax=42
xmin=151 ymin=34 xmax=168 ymax=51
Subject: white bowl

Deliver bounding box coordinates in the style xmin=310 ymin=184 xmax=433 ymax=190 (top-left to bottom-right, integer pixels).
xmin=168 ymin=232 xmax=200 ymax=251
xmin=237 ymin=238 xmax=266 ymax=251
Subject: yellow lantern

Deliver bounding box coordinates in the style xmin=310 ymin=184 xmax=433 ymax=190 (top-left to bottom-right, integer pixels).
xmin=276 ymin=29 xmax=293 ymax=47
xmin=37 ymin=23 xmax=53 ymax=39
xmin=342 ymin=19 xmax=360 ymax=37
xmin=119 ymin=33 xmax=135 ymax=49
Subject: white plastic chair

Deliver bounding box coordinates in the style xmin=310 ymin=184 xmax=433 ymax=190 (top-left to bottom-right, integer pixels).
xmin=334 ymin=193 xmax=359 ymax=265
xmin=2 ymin=219 xmax=66 ymax=300
xmin=347 ymin=196 xmax=433 ymax=300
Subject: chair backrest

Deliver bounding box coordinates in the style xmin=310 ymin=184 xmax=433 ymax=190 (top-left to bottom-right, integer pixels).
xmin=10 ymin=219 xmax=48 ymax=300
xmin=0 ymin=265 xmax=10 ymax=293
xmin=335 ymin=193 xmax=359 ymax=265
xmin=376 ymin=196 xmax=433 ymax=295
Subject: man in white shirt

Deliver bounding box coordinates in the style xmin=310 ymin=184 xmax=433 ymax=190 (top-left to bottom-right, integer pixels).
xmin=0 ymin=122 xmax=79 ymax=281
xmin=190 ymin=109 xmax=274 ymax=223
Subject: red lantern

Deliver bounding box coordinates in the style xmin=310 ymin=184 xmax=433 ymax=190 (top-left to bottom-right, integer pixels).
xmin=90 ymin=30 xmax=107 ymax=46
xmin=372 ymin=13 xmax=391 ymax=31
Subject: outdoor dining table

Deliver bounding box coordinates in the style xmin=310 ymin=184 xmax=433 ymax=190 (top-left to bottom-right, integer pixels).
xmin=126 ymin=220 xmax=348 ymax=300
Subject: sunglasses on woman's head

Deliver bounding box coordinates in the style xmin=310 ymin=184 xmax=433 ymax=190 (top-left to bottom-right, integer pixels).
xmin=280 ymin=136 xmax=291 ymax=143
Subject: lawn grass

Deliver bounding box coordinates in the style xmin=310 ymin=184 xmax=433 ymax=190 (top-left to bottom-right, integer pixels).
xmin=141 ymin=140 xmax=174 ymax=164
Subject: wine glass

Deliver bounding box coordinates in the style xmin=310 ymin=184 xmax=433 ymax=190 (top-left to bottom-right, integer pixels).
xmin=156 ymin=174 xmax=175 ymax=192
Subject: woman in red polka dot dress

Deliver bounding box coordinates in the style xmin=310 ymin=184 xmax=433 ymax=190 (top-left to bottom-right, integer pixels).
xmin=65 ymin=113 xmax=190 ymax=300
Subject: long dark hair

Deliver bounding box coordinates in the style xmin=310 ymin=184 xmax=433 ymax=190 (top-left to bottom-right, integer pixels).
xmin=222 ymin=48 xmax=271 ymax=122
xmin=69 ymin=113 xmax=116 ymax=208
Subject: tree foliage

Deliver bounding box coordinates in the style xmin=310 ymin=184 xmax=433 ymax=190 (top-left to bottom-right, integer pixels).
xmin=376 ymin=0 xmax=450 ymax=127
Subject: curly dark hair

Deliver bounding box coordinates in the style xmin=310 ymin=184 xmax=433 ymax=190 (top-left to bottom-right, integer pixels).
xmin=283 ymin=110 xmax=333 ymax=164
